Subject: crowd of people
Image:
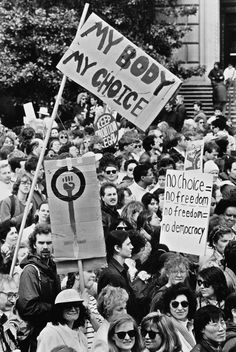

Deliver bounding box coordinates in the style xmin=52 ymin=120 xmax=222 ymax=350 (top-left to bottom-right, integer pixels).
xmin=1 ymin=84 xmax=236 ymax=352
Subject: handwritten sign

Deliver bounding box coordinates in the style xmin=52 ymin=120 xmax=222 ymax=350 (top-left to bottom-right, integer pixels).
xmin=184 ymin=140 xmax=204 ymax=171
xmin=160 ymin=170 xmax=213 ymax=255
xmin=44 ymin=156 xmax=106 ymax=264
xmin=94 ymin=113 xmax=118 ymax=147
xmin=57 ymin=13 xmax=181 ymax=131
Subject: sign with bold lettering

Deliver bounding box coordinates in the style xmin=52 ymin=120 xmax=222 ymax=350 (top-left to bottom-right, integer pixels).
xmin=184 ymin=140 xmax=204 ymax=171
xmin=57 ymin=13 xmax=181 ymax=131
xmin=44 ymin=156 xmax=106 ymax=263
xmin=94 ymin=113 xmax=118 ymax=148
xmin=160 ymin=170 xmax=213 ymax=255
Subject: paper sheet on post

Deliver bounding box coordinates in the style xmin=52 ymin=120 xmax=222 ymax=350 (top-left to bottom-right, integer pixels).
xmin=57 ymin=13 xmax=182 ymax=131
xmin=160 ymin=170 xmax=213 ymax=256
xmin=44 ymin=156 xmax=106 ymax=261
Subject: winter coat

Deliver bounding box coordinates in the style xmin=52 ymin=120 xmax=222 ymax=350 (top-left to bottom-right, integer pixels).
xmin=223 ymin=321 xmax=236 ymax=352
xmin=191 ymin=339 xmax=223 ymax=352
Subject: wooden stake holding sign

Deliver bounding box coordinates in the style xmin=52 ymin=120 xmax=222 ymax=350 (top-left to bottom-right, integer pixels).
xmin=9 ymin=4 xmax=90 ymax=283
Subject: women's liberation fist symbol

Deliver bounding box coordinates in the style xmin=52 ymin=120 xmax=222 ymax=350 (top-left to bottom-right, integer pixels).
xmin=62 ymin=175 xmax=75 ymax=196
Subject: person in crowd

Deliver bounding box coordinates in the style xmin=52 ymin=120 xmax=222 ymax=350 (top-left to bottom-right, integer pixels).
xmin=0 ymin=170 xmax=34 ymax=230
xmin=0 ymin=225 xmax=18 ymax=274
xmin=221 ymin=157 xmax=236 ymax=187
xmin=121 ymin=159 xmax=139 ymax=186
xmin=196 ymin=266 xmax=229 ymax=309
xmin=174 ymin=95 xmax=188 ymax=132
xmin=208 ymin=62 xmax=227 ymax=113
xmin=92 ymin=285 xmax=128 ymax=352
xmin=74 ymin=92 xmax=88 ymax=124
xmin=193 ymin=101 xmax=207 ymax=122
xmin=224 ymin=240 xmax=236 ymax=291
xmin=58 ymin=130 xmax=70 ymax=146
xmin=211 ymin=119 xmax=235 ymax=152
xmin=36 ymin=289 xmax=87 ymax=352
xmin=141 ymin=193 xmax=159 ymax=215
xmin=98 ymin=230 xmax=137 ymax=320
xmin=141 ymin=312 xmax=182 ymax=352
xmin=117 ymin=187 xmax=134 ymax=215
xmin=150 ymin=253 xmax=190 ymax=312
xmin=140 ymin=135 xmax=160 ymax=165
xmin=204 ymin=160 xmax=220 ymax=185
xmin=145 ymin=128 xmax=164 ymax=160
xmin=224 ymin=63 xmax=236 ymax=90
xmin=223 ymin=292 xmax=236 ymax=352
xmin=16 ymin=224 xmax=61 ymax=352
xmin=161 ymin=283 xmax=197 ymax=352
xmin=0 ymin=161 xmax=14 ymax=201
xmin=107 ymin=314 xmax=143 ymax=352
xmin=168 ymin=133 xmax=188 ymax=165
xmin=191 ymin=305 xmax=226 ymax=352
xmin=100 ymin=182 xmax=120 ymax=235
xmin=48 ymin=138 xmax=61 ymax=155
xmin=203 ymin=142 xmax=219 ymax=164
xmin=129 ymin=163 xmax=154 ymax=202
xmin=157 ymin=101 xmax=178 ymax=130
xmin=136 ymin=210 xmax=161 ymax=243
xmin=65 ymin=270 xmax=103 ymax=350
xmin=201 ymin=225 xmax=234 ymax=269
xmin=26 ymin=138 xmax=44 ymax=158
xmin=121 ymin=200 xmax=144 ymax=229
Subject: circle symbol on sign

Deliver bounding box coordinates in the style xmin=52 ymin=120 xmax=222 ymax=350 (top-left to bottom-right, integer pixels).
xmin=51 ymin=166 xmax=86 ymax=202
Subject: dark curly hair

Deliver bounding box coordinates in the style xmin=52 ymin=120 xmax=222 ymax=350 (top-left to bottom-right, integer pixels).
xmin=208 ymin=225 xmax=232 ymax=248
xmin=28 ymin=224 xmax=51 ymax=254
xmin=161 ymin=283 xmax=197 ymax=320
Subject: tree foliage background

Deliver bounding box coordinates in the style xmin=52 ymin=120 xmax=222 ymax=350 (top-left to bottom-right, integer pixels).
xmin=0 ymin=0 xmax=199 ymax=125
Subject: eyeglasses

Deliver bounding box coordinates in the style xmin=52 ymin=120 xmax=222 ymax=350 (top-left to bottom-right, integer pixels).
xmin=134 ymin=144 xmax=142 ymax=149
xmin=127 ymin=168 xmax=135 ymax=172
xmin=20 ymin=180 xmax=32 ymax=185
xmin=197 ymin=279 xmax=210 ymax=288
xmin=116 ymin=226 xmax=128 ymax=231
xmin=105 ymin=170 xmax=117 ymax=174
xmin=115 ymin=330 xmax=136 ymax=339
xmin=171 ymin=300 xmax=189 ymax=309
xmin=0 ymin=291 xmax=19 ymax=300
xmin=59 ymin=136 xmax=68 ymax=139
xmin=141 ymin=330 xmax=160 ymax=339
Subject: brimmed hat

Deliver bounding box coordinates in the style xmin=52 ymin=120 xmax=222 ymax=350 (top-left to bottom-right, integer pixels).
xmin=55 ymin=289 xmax=83 ymax=305
xmin=38 ymin=107 xmax=49 ymax=116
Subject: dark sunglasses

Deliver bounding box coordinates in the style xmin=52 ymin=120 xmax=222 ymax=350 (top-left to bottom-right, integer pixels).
xmin=171 ymin=300 xmax=189 ymax=309
xmin=134 ymin=144 xmax=142 ymax=149
xmin=115 ymin=330 xmax=136 ymax=339
xmin=105 ymin=170 xmax=117 ymax=174
xmin=141 ymin=330 xmax=159 ymax=339
xmin=63 ymin=303 xmax=82 ymax=310
xmin=60 ymin=135 xmax=68 ymax=139
xmin=197 ymin=279 xmax=210 ymax=288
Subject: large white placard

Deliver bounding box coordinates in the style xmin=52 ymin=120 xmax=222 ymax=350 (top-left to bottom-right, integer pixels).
xmin=160 ymin=170 xmax=213 ymax=255
xmin=57 ymin=13 xmax=182 ymax=131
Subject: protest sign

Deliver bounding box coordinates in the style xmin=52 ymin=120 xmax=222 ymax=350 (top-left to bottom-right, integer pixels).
xmin=23 ymin=102 xmax=37 ymax=125
xmin=57 ymin=13 xmax=182 ymax=131
xmin=160 ymin=170 xmax=213 ymax=256
xmin=184 ymin=140 xmax=204 ymax=171
xmin=94 ymin=113 xmax=118 ymax=148
xmin=44 ymin=156 xmax=106 ymax=268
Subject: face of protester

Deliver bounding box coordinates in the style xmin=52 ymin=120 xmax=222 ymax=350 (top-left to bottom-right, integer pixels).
xmin=142 ymin=168 xmax=154 ymax=187
xmin=59 ymin=134 xmax=69 ymax=145
xmin=213 ymin=232 xmax=234 ymax=254
xmin=229 ymin=162 xmax=236 ymax=180
xmin=167 ymin=265 xmax=188 ymax=286
xmin=38 ymin=203 xmax=50 ymax=224
xmin=222 ymin=207 xmax=236 ymax=228
xmin=116 ymin=237 xmax=133 ymax=259
xmin=62 ymin=303 xmax=81 ymax=325
xmin=124 ymin=190 xmax=134 ymax=205
xmin=5 ymin=227 xmax=18 ymax=248
xmin=149 ymin=212 xmax=161 ymax=227
xmin=102 ymin=187 xmax=118 ymax=207
xmin=205 ymin=149 xmax=218 ymax=161
xmin=34 ymin=233 xmax=53 ymax=260
xmin=142 ymin=324 xmax=162 ymax=352
xmin=19 ymin=177 xmax=32 ymax=195
xmin=3 ymin=137 xmax=14 ymax=147
xmin=197 ymin=276 xmax=215 ymax=299
xmin=112 ymin=321 xmax=136 ymax=352
xmin=104 ymin=166 xmax=118 ymax=182
xmin=69 ymin=145 xmax=79 ymax=157
xmin=158 ymin=175 xmax=166 ymax=189
xmin=0 ymin=165 xmax=12 ymax=184
xmin=51 ymin=129 xmax=59 ymax=138
xmin=169 ymin=294 xmax=189 ymax=321
xmin=126 ymin=163 xmax=137 ymax=179
xmin=148 ymin=198 xmax=159 ymax=214
xmin=51 ymin=140 xmax=61 ymax=153
xmin=202 ymin=318 xmax=226 ymax=343
xmin=110 ymin=302 xmax=127 ymax=321
xmin=0 ymin=279 xmax=18 ymax=313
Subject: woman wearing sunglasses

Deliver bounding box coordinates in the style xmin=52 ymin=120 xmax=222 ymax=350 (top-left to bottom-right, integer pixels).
xmin=161 ymin=283 xmax=197 ymax=352
xmin=37 ymin=289 xmax=87 ymax=352
xmin=108 ymin=314 xmax=143 ymax=352
xmin=196 ymin=266 xmax=229 ymax=310
xmin=191 ymin=305 xmax=226 ymax=352
xmin=141 ymin=312 xmax=181 ymax=352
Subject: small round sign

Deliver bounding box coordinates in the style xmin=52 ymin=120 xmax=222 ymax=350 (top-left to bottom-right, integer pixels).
xmin=51 ymin=166 xmax=86 ymax=202
xmin=94 ymin=113 xmax=118 ymax=148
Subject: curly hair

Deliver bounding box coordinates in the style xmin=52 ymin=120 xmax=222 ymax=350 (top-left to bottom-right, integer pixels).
xmin=121 ymin=201 xmax=144 ymax=229
xmin=28 ymin=224 xmax=51 ymax=254
xmin=161 ymin=283 xmax=197 ymax=320
xmin=197 ymin=266 xmax=228 ymax=302
xmin=163 ymin=253 xmax=189 ymax=277
xmin=141 ymin=312 xmax=182 ymax=352
xmin=208 ymin=225 xmax=233 ymax=248
xmin=97 ymin=285 xmax=128 ymax=319
xmin=12 ymin=170 xmax=32 ymax=195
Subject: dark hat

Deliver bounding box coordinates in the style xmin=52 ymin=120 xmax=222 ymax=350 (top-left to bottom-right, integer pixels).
xmin=214 ymin=198 xmax=236 ymax=215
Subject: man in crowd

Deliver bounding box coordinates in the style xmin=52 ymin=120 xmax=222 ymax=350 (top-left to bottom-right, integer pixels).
xmin=129 ymin=163 xmax=154 ymax=202
xmin=0 ymin=161 xmax=13 ymax=201
xmin=16 ymin=224 xmax=61 ymax=352
xmin=100 ymin=182 xmax=120 ymax=235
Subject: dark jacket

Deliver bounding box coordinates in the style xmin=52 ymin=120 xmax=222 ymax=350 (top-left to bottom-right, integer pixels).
xmin=223 ymin=322 xmax=236 ymax=352
xmin=16 ymin=254 xmax=61 ymax=331
xmin=191 ymin=339 xmax=223 ymax=352
xmin=97 ymin=258 xmax=138 ymax=320
xmin=101 ymin=203 xmax=120 ymax=235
